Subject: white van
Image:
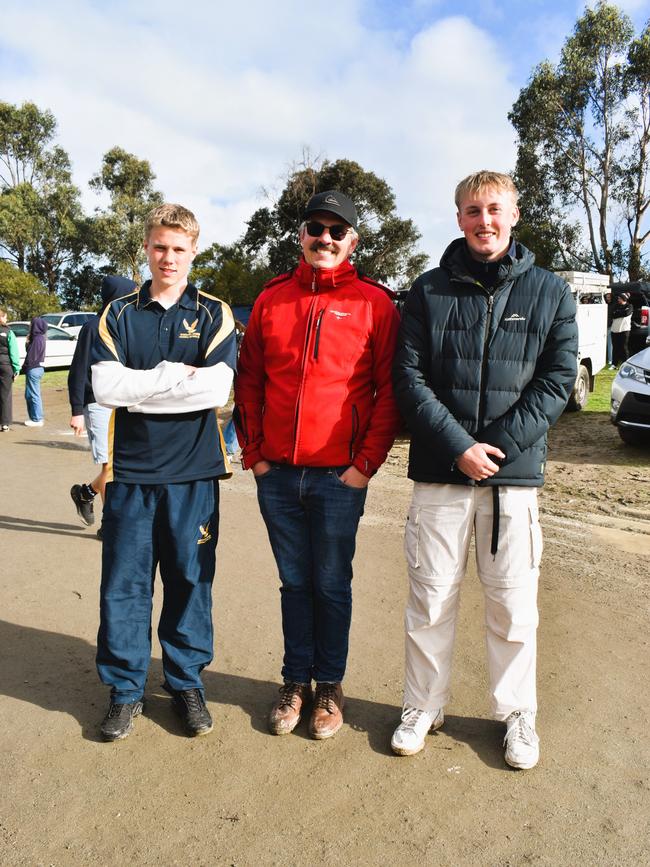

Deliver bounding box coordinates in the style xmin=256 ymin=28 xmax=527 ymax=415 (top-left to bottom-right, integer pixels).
xmin=556 ymin=271 xmax=609 ymax=411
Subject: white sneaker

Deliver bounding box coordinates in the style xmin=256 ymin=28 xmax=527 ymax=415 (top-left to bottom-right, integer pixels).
xmin=504 ymin=711 xmax=539 ymax=769
xmin=391 ymin=706 xmax=444 ymax=756
xmin=24 ymin=419 xmax=44 ymax=427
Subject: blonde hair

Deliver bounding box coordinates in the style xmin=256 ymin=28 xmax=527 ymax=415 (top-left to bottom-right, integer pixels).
xmin=144 ymin=203 xmax=200 ymax=243
xmin=455 ymin=171 xmax=519 ymax=209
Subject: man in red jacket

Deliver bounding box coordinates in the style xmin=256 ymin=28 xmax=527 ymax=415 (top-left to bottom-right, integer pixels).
xmin=235 ymin=190 xmax=401 ymax=739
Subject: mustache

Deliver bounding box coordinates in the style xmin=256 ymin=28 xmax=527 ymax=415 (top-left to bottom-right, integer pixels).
xmin=310 ymin=242 xmax=335 ymax=251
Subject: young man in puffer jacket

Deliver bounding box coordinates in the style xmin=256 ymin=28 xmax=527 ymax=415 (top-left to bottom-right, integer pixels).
xmin=235 ymin=190 xmax=401 ymax=740
xmin=391 ymin=171 xmax=578 ymax=769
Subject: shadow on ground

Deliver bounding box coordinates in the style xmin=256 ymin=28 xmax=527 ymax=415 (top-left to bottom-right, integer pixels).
xmin=0 ymin=514 xmax=93 ymax=539
xmin=0 ymin=619 xmax=505 ymax=767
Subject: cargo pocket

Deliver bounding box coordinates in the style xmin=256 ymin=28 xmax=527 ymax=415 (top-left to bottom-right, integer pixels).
xmin=404 ymin=503 xmax=460 ymax=581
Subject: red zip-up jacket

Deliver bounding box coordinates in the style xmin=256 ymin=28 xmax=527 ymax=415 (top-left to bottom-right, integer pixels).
xmin=234 ymin=257 xmax=401 ymax=477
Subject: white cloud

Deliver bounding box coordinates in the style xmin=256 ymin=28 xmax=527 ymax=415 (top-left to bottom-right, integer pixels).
xmin=1 ymin=1 xmax=520 ymax=276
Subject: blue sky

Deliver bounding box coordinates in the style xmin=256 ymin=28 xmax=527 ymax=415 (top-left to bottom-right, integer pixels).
xmin=1 ymin=0 xmax=649 ymax=271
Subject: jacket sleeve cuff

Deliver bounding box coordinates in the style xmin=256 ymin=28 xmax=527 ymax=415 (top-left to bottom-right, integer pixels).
xmin=241 ymin=446 xmax=264 ymax=471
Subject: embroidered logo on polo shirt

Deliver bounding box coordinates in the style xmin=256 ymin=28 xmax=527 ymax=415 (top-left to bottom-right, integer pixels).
xmin=504 ymin=313 xmax=526 ymax=322
xmin=180 ymin=318 xmax=201 ymax=339
xmin=197 ymin=524 xmax=212 ymax=545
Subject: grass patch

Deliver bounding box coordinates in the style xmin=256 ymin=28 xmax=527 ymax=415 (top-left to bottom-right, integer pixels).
xmin=12 ymin=369 xmax=70 ymax=392
xmin=585 ymin=367 xmax=615 ymax=413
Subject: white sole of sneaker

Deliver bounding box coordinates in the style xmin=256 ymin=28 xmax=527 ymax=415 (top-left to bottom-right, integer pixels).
xmin=504 ymin=755 xmax=539 ymax=770
xmin=391 ymin=740 xmax=425 ymax=757
xmin=390 ymin=714 xmax=444 ymax=756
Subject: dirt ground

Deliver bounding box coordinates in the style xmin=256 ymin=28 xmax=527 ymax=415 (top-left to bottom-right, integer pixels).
xmin=0 ymin=384 xmax=648 ymax=867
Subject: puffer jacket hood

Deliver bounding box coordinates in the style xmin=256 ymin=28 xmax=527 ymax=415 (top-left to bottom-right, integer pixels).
xmin=440 ymin=237 xmax=536 ymax=287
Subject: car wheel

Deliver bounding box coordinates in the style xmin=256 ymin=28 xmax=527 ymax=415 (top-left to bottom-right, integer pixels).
xmin=617 ymin=426 xmax=650 ymax=446
xmin=566 ymin=364 xmax=590 ymax=411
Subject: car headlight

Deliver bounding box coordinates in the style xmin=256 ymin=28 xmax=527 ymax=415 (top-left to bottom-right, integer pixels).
xmin=618 ymin=362 xmax=647 ymax=383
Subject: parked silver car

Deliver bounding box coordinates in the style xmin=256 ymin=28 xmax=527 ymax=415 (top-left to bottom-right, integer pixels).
xmin=611 ymin=346 xmax=650 ymax=445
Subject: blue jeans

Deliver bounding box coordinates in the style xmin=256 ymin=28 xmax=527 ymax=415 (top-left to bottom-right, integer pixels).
xmin=256 ymin=464 xmax=367 ymax=684
xmin=222 ymin=417 xmax=239 ymax=455
xmin=97 ymin=479 xmax=219 ymax=703
xmin=25 ymin=367 xmax=44 ymax=421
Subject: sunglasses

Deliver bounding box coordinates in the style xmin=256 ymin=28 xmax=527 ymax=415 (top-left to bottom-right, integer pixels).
xmin=305 ymin=221 xmax=351 ymax=241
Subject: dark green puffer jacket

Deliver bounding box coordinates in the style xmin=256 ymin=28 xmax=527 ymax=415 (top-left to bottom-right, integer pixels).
xmin=393 ymin=239 xmax=578 ymax=486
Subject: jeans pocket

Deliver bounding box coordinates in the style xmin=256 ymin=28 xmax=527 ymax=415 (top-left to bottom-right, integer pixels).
xmin=332 ymin=471 xmax=366 ymax=493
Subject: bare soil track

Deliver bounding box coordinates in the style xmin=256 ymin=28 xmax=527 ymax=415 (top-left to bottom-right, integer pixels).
xmin=0 ymin=386 xmax=648 ymax=866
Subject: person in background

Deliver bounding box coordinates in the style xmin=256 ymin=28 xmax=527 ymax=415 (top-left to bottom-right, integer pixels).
xmin=221 ymin=319 xmax=246 ymax=458
xmin=68 ymin=276 xmax=137 ymax=539
xmin=21 ymin=316 xmax=47 ymax=427
xmin=610 ymin=292 xmax=632 ymax=367
xmin=0 ymin=308 xmax=21 ymax=431
xmin=604 ymin=291 xmax=615 ymax=370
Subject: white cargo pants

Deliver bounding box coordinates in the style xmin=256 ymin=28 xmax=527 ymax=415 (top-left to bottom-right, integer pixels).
xmin=403 ymin=483 xmax=542 ymax=720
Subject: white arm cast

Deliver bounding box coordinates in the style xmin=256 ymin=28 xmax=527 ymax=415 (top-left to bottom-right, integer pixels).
xmin=126 ymin=363 xmax=234 ymax=414
xmin=91 ymin=359 xmax=191 ymax=409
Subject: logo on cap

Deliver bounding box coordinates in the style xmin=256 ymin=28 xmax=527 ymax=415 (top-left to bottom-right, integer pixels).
xmin=324 ymin=195 xmax=340 ymax=205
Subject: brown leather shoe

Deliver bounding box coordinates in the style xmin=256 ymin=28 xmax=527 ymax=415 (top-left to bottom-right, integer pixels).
xmin=309 ymin=682 xmax=344 ymax=739
xmin=268 ymin=682 xmax=312 ymax=735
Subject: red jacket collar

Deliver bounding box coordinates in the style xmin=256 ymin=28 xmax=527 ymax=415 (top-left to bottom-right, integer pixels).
xmin=295 ymin=257 xmax=357 ymax=292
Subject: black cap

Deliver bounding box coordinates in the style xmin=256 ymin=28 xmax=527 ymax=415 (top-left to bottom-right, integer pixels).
xmin=304 ymin=190 xmax=358 ymax=230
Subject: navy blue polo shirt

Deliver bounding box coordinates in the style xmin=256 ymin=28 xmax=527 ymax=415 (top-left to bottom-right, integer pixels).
xmin=93 ymin=281 xmax=237 ymax=484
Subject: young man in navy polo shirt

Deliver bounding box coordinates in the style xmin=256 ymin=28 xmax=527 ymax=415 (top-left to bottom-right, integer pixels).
xmin=92 ymin=204 xmax=237 ymax=741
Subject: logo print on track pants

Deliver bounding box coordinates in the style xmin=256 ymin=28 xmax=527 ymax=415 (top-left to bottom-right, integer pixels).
xmin=197 ymin=524 xmax=212 ymax=545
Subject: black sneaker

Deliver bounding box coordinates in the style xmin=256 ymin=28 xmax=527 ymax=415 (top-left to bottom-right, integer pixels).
xmin=96 ymin=523 xmax=103 ymax=541
xmin=70 ymin=484 xmax=95 ymax=526
xmin=100 ymin=699 xmax=144 ymax=741
xmin=171 ymin=688 xmax=213 ymax=736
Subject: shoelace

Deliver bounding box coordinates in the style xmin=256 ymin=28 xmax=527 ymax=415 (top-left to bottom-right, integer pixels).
xmin=399 ymin=707 xmax=429 ymax=731
xmin=278 ymin=683 xmax=304 ymax=709
xmin=314 ymin=684 xmax=338 ymax=712
xmin=182 ymin=689 xmax=205 ymax=712
xmin=504 ymin=712 xmax=536 ymax=747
